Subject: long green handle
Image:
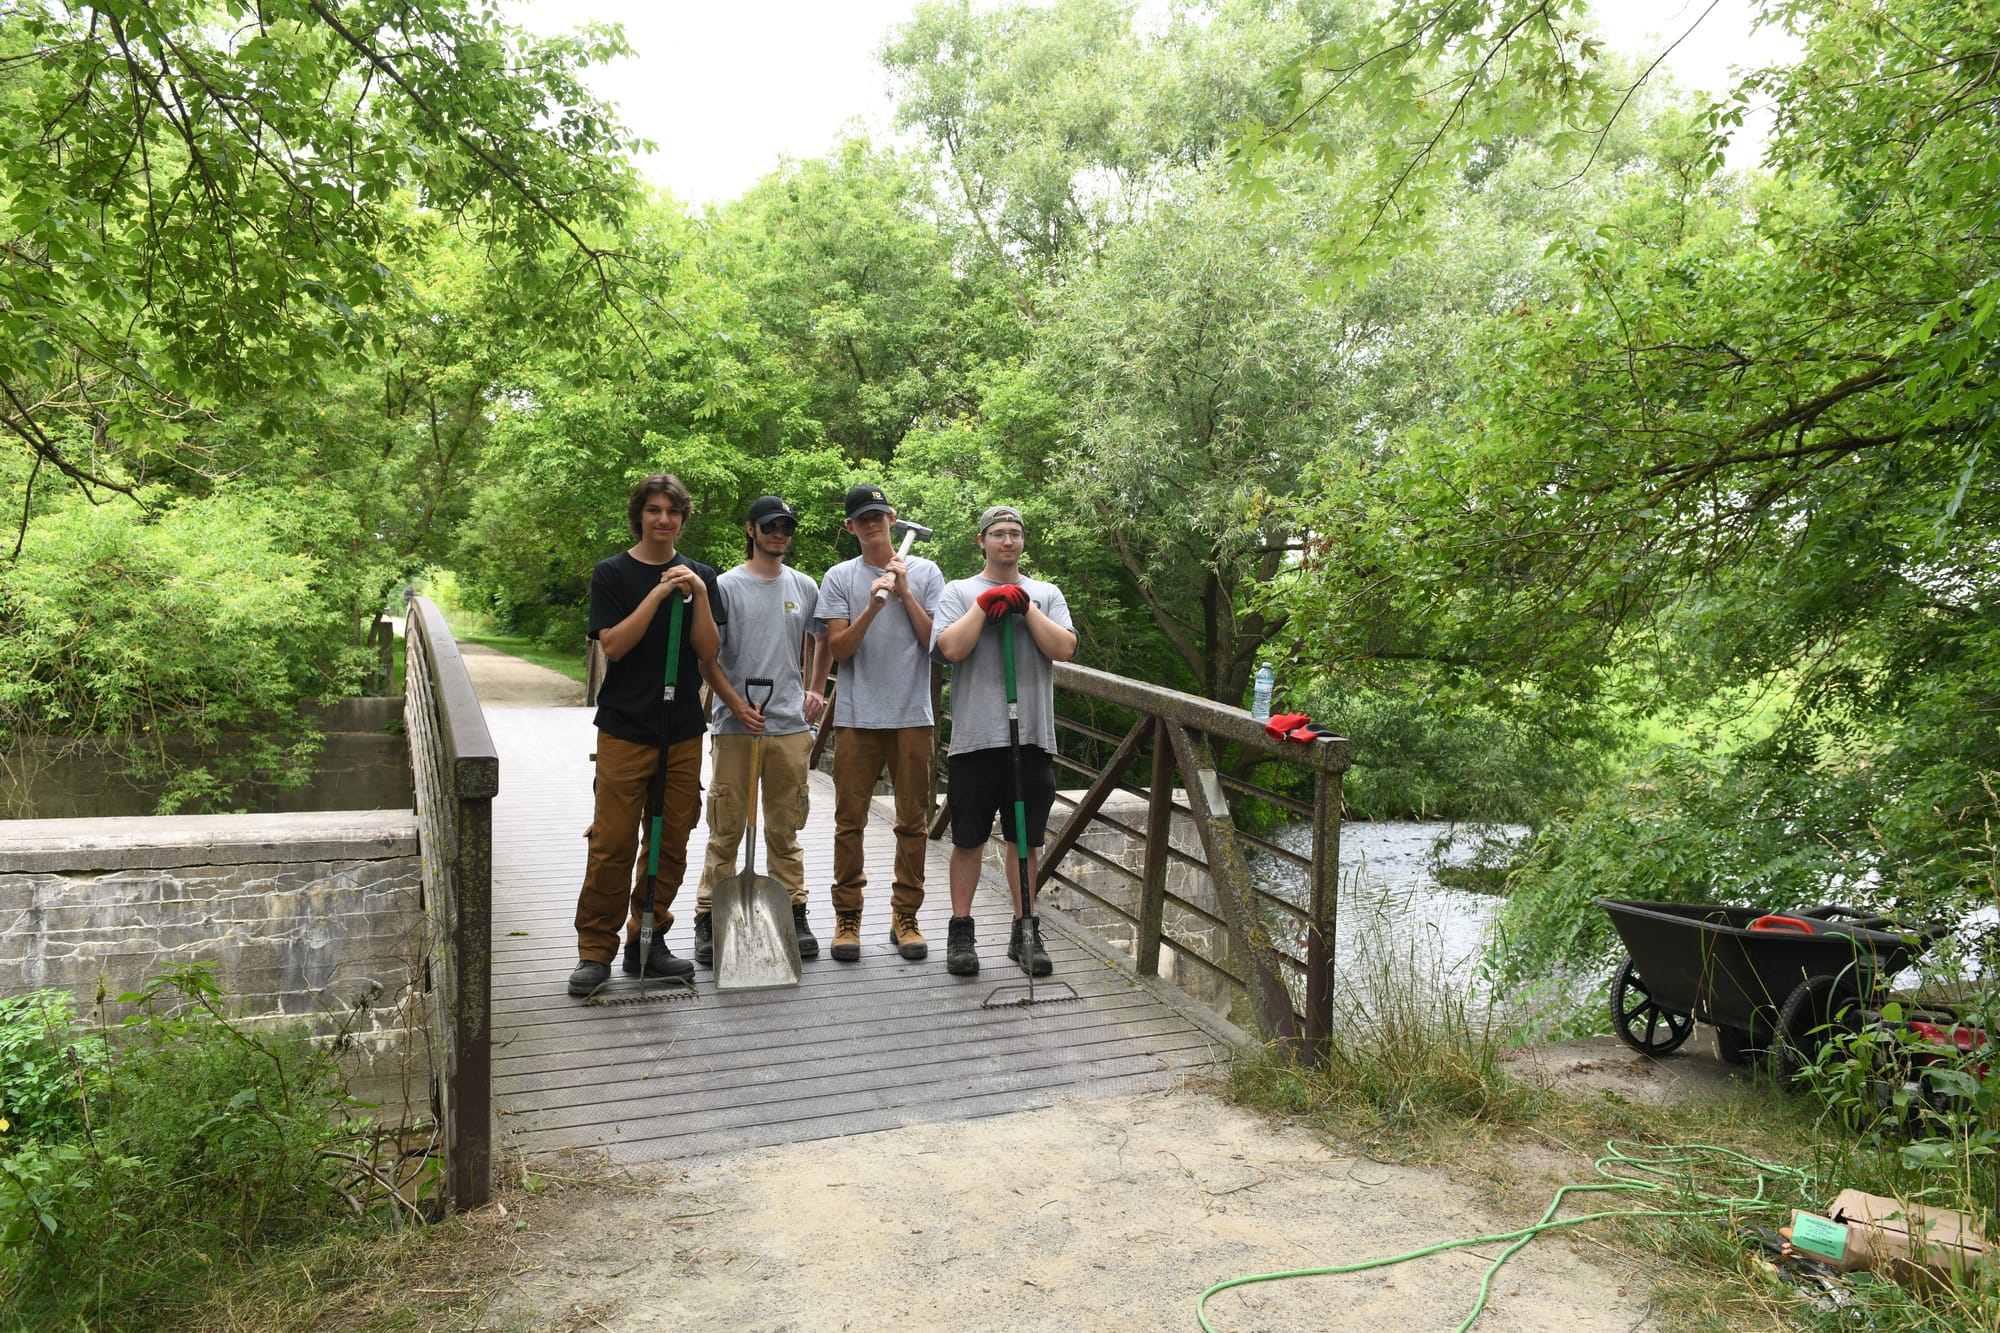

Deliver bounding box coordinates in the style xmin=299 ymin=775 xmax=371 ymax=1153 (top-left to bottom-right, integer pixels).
xmin=1002 ymin=614 xmax=1028 ymax=865
xmin=645 ymin=594 xmax=685 ymax=879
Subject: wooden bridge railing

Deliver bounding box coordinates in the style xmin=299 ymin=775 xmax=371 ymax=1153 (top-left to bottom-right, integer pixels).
xmin=405 ymin=598 xmax=499 ymax=1208
xmin=1029 ymin=664 xmax=1348 ymax=1059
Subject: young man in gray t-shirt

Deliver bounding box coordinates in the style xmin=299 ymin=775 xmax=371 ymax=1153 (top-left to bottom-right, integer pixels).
xmin=693 ymin=495 xmax=827 ymax=963
xmin=817 ymin=483 xmax=945 ymax=963
xmin=931 ymin=505 xmax=1078 ymax=977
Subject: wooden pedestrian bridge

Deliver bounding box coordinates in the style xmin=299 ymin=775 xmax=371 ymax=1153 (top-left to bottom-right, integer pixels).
xmin=405 ymin=600 xmax=1349 ymax=1208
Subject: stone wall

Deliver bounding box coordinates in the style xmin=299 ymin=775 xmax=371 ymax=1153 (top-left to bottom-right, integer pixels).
xmin=0 ymin=810 xmax=429 ymax=1115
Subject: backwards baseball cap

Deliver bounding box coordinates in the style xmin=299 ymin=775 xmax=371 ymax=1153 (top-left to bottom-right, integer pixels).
xmin=746 ymin=495 xmax=796 ymax=525
xmin=978 ymin=505 xmax=1024 ymax=535
xmin=844 ymin=484 xmax=894 ymax=519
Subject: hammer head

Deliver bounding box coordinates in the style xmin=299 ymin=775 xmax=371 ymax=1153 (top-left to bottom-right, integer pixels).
xmin=889 ymin=518 xmax=933 ymax=544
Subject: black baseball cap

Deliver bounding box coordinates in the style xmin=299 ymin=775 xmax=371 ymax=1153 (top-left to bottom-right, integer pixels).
xmin=844 ymin=484 xmax=894 ymax=519
xmin=746 ymin=495 xmax=796 ymax=525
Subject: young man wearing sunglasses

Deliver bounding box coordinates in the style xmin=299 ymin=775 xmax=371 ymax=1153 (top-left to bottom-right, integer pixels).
xmin=931 ymin=505 xmax=1078 ymax=977
xmin=815 ymin=483 xmax=946 ymax=963
xmin=691 ymin=495 xmax=828 ymax=963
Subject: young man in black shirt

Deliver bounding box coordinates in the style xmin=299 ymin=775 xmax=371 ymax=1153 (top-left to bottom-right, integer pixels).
xmin=568 ymin=474 xmax=727 ymax=998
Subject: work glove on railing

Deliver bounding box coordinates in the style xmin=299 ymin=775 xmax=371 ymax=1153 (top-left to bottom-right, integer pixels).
xmin=976 ymin=584 xmax=1030 ymax=620
xmin=1263 ymin=712 xmax=1309 ymax=740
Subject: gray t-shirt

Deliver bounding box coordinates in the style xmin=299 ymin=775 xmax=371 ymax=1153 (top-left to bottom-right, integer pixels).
xmin=817 ymin=553 xmax=944 ymax=730
xmin=931 ymin=575 xmax=1075 ymax=756
xmin=709 ymin=564 xmax=820 ymax=737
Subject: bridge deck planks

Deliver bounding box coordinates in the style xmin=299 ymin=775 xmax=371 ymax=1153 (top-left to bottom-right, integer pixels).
xmin=484 ymin=706 xmax=1227 ymax=1165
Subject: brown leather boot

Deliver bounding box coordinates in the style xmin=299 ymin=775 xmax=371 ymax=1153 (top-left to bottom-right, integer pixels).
xmin=889 ymin=910 xmax=928 ymax=961
xmin=830 ymin=910 xmax=862 ymax=962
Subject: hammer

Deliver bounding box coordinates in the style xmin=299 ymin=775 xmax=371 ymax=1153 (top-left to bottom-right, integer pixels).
xmin=876 ymin=518 xmax=933 ymax=603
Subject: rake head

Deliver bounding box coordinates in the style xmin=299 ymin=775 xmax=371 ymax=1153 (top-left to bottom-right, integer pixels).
xmin=584 ymin=976 xmax=698 ymax=1007
xmin=981 ymin=979 xmax=1081 ymax=1009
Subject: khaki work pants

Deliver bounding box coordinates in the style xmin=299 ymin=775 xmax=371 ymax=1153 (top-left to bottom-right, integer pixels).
xmin=574 ymin=731 xmax=704 ymax=964
xmin=829 ymin=724 xmax=933 ymax=917
xmin=695 ymin=730 xmax=813 ymax=912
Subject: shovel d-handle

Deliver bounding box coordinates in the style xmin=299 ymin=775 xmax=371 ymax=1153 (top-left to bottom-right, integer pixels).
xmin=739 ymin=677 xmax=775 ymax=876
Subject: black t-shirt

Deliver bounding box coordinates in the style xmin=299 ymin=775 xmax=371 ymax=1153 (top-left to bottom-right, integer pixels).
xmin=588 ymin=550 xmax=727 ymax=747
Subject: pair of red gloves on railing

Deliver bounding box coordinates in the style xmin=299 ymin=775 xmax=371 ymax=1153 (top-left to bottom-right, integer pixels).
xmin=1264 ymin=711 xmax=1335 ymax=743
xmin=976 ymin=584 xmax=1031 ymax=619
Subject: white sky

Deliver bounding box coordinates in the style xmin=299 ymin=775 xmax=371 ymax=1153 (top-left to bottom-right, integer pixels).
xmin=507 ymin=0 xmax=1803 ymax=207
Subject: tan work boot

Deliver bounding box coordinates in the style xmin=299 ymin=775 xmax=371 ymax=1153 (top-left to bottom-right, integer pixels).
xmin=830 ymin=910 xmax=863 ymax=962
xmin=889 ymin=910 xmax=928 ymax=961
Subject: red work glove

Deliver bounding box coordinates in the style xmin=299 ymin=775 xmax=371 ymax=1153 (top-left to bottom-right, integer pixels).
xmin=976 ymin=584 xmax=1030 ymax=620
xmin=1264 ymin=712 xmax=1310 ymax=740
xmin=1285 ymin=721 xmax=1337 ymax=744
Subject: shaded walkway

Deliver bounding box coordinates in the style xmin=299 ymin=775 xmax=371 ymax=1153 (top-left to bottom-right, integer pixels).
xmin=484 ymin=707 xmax=1235 ymax=1165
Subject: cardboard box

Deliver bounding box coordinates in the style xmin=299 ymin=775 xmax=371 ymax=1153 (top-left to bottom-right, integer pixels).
xmin=1825 ymin=1189 xmax=1993 ymax=1286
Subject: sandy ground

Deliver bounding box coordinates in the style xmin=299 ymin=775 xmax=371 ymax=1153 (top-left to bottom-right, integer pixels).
xmin=463 ymin=1084 xmax=1669 ymax=1333
xmin=455 ymin=641 xmax=585 ymax=707
xmin=444 ymin=640 xmax=1686 ymax=1332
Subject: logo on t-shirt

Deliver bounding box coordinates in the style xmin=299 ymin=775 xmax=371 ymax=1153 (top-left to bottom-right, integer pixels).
xmin=785 ymin=600 xmax=799 ymax=615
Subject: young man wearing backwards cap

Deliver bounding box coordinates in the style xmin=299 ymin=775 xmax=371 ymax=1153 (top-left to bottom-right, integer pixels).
xmin=816 ymin=483 xmax=945 ymax=963
xmin=691 ymin=495 xmax=827 ymax=964
xmin=930 ymin=505 xmax=1078 ymax=977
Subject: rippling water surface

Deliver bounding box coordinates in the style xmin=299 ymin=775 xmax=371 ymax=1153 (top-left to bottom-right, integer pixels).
xmin=1252 ymin=820 xmax=1527 ymax=1002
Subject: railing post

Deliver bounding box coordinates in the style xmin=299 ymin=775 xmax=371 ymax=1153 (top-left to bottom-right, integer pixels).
xmin=1136 ymin=718 xmax=1172 ymax=977
xmin=1304 ymin=767 xmax=1341 ymax=1064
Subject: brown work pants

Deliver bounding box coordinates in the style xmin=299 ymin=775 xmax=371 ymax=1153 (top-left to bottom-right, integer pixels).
xmin=695 ymin=730 xmax=813 ymax=912
xmin=573 ymin=731 xmax=703 ymax=964
xmin=829 ymin=724 xmax=933 ymax=917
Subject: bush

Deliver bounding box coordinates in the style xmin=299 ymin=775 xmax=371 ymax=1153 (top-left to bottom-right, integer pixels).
xmin=0 ymin=967 xmax=416 ymax=1327
xmin=0 ymin=991 xmax=107 ymax=1145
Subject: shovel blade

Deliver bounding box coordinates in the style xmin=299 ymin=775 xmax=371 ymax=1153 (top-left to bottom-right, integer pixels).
xmin=712 ymin=871 xmax=802 ymax=990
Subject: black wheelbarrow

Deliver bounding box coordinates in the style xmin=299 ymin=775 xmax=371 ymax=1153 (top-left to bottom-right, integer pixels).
xmin=1593 ymin=897 xmax=1948 ymax=1079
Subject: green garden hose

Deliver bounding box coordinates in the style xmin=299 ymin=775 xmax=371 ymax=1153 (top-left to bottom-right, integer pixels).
xmin=1196 ymin=1140 xmax=1815 ymax=1332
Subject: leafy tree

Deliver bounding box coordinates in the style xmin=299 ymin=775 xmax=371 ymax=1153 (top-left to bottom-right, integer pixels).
xmin=715 ymin=138 xmax=1026 ymax=468
xmin=1245 ymin=0 xmax=2000 ymax=958
xmin=0 ymin=0 xmax=642 ymax=517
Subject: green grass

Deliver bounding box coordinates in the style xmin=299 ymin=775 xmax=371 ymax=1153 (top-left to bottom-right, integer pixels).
xmin=1226 ymin=1012 xmax=2000 ymax=1333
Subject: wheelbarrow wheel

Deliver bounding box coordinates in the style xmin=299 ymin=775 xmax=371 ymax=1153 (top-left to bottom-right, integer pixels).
xmin=1772 ymin=973 xmax=1863 ymax=1084
xmin=1610 ymin=957 xmax=1694 ymax=1056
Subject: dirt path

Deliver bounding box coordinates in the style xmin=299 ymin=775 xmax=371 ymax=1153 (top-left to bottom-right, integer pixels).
xmin=455 ymin=642 xmax=585 ymax=708
xmin=463 ymin=1084 xmax=1661 ymax=1332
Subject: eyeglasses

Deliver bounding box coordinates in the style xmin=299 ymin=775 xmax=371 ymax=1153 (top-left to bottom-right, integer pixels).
xmin=758 ymin=518 xmax=797 ymax=536
xmin=984 ymin=528 xmax=1024 ymax=543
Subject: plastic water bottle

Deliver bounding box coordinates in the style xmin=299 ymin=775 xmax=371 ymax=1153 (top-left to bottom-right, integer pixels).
xmin=1250 ymin=664 xmax=1274 ymax=722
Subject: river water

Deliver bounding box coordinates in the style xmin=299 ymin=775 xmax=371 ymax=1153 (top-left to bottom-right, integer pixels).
xmin=1249 ymin=820 xmax=1528 ymax=1007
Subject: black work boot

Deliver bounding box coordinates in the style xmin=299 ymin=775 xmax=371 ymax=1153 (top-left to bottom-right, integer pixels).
xmin=1007 ymin=919 xmax=1053 ymax=977
xmin=566 ymin=959 xmax=610 ymax=998
xmin=793 ymin=903 xmax=820 ymax=960
xmin=945 ymin=915 xmax=979 ymax=976
xmin=623 ymin=930 xmax=695 ymax=979
xmin=693 ymin=913 xmax=713 ymax=966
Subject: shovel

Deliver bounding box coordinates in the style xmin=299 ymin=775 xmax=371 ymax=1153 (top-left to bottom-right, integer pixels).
xmin=711 ymin=677 xmax=803 ymax=991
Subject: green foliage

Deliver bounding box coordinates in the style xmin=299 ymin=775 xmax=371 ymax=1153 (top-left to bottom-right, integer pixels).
xmin=1306 ymin=685 xmax=1604 ymax=823
xmin=0 ymin=0 xmax=642 ymax=504
xmin=0 ymin=967 xmax=400 ymax=1327
xmin=0 ymin=491 xmax=347 ymax=810
xmin=0 ymin=992 xmax=106 ymax=1147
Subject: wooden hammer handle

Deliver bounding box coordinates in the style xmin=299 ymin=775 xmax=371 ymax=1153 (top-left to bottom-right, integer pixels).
xmin=873 ymin=529 xmax=919 ymax=603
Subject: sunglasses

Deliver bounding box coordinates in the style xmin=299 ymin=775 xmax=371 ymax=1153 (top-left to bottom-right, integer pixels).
xmin=758 ymin=518 xmax=797 ymax=536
